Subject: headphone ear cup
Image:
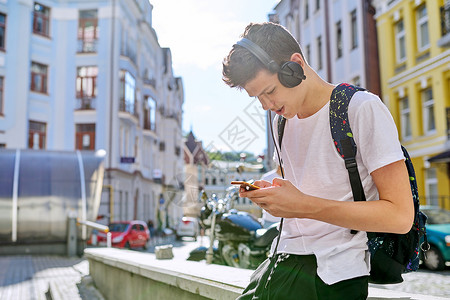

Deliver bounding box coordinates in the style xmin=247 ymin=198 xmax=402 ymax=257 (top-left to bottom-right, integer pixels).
xmin=278 ymin=61 xmax=304 ymax=88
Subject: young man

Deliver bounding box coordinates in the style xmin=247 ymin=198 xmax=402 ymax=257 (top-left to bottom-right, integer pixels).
xmin=222 ymin=22 xmax=413 ymax=300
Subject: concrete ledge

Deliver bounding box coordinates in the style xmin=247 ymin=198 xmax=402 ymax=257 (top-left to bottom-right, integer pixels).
xmin=84 ymin=248 xmax=252 ymax=300
xmin=84 ymin=248 xmax=447 ymax=300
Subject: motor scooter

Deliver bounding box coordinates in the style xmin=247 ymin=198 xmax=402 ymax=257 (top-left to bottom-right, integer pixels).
xmin=187 ymin=187 xmax=279 ymax=269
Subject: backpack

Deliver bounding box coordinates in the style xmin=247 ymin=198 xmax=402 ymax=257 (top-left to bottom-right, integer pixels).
xmin=277 ymin=83 xmax=429 ymax=284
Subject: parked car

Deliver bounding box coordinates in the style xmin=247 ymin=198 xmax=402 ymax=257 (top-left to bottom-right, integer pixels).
xmin=420 ymin=206 xmax=450 ymax=271
xmin=176 ymin=217 xmax=199 ymax=241
xmin=97 ymin=220 xmax=150 ymax=250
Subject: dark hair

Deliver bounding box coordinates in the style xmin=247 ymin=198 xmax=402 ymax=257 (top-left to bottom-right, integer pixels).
xmin=222 ymin=22 xmax=303 ymax=89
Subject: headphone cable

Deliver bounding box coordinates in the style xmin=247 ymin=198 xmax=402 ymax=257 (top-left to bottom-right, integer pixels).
xmin=267 ymin=110 xmax=284 ymax=260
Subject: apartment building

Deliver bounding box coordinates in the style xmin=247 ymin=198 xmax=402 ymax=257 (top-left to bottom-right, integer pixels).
xmin=373 ymin=0 xmax=450 ymax=208
xmin=0 ymin=0 xmax=184 ymax=227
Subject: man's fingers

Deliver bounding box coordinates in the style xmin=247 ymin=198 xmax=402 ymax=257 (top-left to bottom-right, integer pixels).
xmin=239 ymin=185 xmax=279 ymax=199
xmin=272 ymin=178 xmax=287 ymax=186
xmin=254 ymin=180 xmax=272 ymax=188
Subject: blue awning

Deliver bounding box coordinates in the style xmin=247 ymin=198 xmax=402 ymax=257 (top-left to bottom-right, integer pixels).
xmin=0 ymin=149 xmax=106 ymax=244
xmin=428 ymin=150 xmax=450 ymax=163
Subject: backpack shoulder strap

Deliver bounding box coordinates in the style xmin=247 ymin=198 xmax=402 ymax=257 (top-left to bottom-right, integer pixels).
xmin=329 ymin=83 xmax=366 ymax=204
xmin=277 ymin=115 xmax=286 ymax=148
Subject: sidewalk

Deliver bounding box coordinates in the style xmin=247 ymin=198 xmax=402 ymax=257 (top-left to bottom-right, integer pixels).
xmin=0 ymin=235 xmax=177 ymax=300
xmin=0 ymin=255 xmax=103 ymax=300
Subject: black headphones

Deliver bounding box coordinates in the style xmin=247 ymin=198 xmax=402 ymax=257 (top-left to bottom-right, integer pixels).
xmin=236 ymin=38 xmax=306 ymax=88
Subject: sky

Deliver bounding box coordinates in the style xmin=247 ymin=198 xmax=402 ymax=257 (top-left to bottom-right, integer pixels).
xmin=150 ymin=0 xmax=280 ymax=156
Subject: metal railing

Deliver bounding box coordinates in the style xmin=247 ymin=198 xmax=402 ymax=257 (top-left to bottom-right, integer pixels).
xmin=77 ymin=39 xmax=98 ymax=53
xmin=420 ymin=195 xmax=450 ymax=208
xmin=75 ymin=97 xmax=96 ymax=110
xmin=77 ymin=219 xmax=111 ymax=247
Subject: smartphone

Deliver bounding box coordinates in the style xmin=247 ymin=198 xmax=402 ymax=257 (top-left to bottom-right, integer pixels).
xmin=230 ymin=181 xmax=260 ymax=191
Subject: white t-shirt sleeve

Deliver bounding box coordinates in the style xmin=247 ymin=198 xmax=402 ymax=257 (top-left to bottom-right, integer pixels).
xmin=349 ymin=91 xmax=404 ymax=175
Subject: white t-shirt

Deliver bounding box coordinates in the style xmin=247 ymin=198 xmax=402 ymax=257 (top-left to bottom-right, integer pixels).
xmin=271 ymin=90 xmax=404 ymax=285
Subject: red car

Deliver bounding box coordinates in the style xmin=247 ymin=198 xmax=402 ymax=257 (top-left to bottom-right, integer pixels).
xmin=97 ymin=220 xmax=150 ymax=249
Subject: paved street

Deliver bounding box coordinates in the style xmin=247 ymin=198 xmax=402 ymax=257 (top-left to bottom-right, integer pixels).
xmin=0 ymin=255 xmax=97 ymax=300
xmin=0 ymin=235 xmax=448 ymax=299
xmin=370 ymin=267 xmax=450 ymax=298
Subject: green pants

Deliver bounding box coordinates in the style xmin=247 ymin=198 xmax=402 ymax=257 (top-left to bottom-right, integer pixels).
xmin=237 ymin=254 xmax=368 ymax=300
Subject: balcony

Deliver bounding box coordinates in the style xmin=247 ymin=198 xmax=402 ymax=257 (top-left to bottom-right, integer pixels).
xmin=76 ymin=97 xmax=96 ymax=110
xmin=120 ymin=45 xmax=137 ymax=65
xmin=77 ymin=39 xmax=98 ymax=53
xmin=119 ymin=100 xmax=138 ymax=119
xmin=143 ymin=117 xmax=155 ymax=131
xmin=438 ymin=3 xmax=450 ymax=48
xmin=143 ymin=78 xmax=156 ymax=88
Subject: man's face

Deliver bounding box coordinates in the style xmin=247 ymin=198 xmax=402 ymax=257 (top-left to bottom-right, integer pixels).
xmin=244 ymin=69 xmax=298 ymax=119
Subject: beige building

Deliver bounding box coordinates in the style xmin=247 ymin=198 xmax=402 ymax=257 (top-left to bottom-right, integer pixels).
xmin=183 ymin=131 xmax=209 ymax=217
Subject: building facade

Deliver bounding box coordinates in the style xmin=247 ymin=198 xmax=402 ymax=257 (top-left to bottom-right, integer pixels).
xmin=183 ymin=131 xmax=209 ymax=217
xmin=373 ymin=0 xmax=450 ymax=209
xmin=0 ymin=0 xmax=184 ymax=228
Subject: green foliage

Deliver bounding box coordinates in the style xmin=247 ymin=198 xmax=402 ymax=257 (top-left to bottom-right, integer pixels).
xmin=207 ymin=151 xmax=257 ymax=162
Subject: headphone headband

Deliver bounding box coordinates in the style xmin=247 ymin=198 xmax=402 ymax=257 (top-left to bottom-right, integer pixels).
xmin=235 ymin=37 xmax=306 ymax=88
xmin=236 ymin=38 xmax=280 ymax=73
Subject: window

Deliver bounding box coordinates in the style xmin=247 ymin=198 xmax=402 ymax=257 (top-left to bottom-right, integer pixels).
xmin=306 ymin=44 xmax=311 ymax=62
xmin=144 ymin=96 xmax=156 ymax=131
xmin=30 ymin=62 xmax=48 ymax=93
xmin=119 ymin=126 xmax=128 ymax=157
xmin=28 ymin=120 xmax=46 ymax=149
xmin=425 ymin=168 xmax=438 ymax=206
xmin=119 ymin=70 xmax=136 ymax=116
xmin=422 ymin=87 xmax=435 ymax=133
xmin=304 ymin=0 xmax=309 ymax=21
xmin=159 ymin=141 xmax=165 ymax=152
xmin=395 ymin=19 xmax=406 ymax=63
xmin=400 ymin=97 xmax=411 ymax=139
xmin=416 ymin=4 xmax=429 ymax=51
xmin=0 ymin=144 xmax=5 ymax=148
xmin=336 ymin=21 xmax=342 ymax=58
xmin=441 ymin=4 xmax=450 ymax=37
xmin=0 ymin=13 xmax=6 ymax=51
xmin=119 ymin=191 xmax=123 ymax=220
xmin=316 ymin=0 xmax=320 ymax=11
xmin=125 ymin=191 xmax=129 ymax=220
xmin=75 ymin=123 xmax=95 ymax=150
xmin=76 ymin=66 xmax=98 ymax=109
xmin=351 ymin=10 xmax=358 ymax=49
xmin=0 ymin=76 xmax=3 ymax=116
xmin=33 ymin=3 xmax=50 ymax=37
xmin=316 ymin=36 xmax=322 ymax=70
xmin=78 ymin=10 xmax=98 ymax=53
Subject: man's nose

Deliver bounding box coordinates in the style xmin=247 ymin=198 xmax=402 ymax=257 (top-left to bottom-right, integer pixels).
xmin=258 ymin=96 xmax=274 ymax=111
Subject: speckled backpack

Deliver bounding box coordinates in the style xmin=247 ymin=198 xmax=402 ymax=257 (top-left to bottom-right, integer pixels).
xmin=277 ymin=83 xmax=428 ymax=284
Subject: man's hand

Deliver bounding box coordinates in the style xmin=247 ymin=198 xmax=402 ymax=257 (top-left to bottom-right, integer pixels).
xmin=239 ymin=178 xmax=310 ymax=218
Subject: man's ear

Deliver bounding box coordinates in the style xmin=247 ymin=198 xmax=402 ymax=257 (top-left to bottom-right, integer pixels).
xmin=290 ymin=53 xmax=305 ymax=68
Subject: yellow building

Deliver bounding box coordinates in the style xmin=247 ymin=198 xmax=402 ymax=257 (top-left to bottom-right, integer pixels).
xmin=374 ymin=0 xmax=450 ymax=209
